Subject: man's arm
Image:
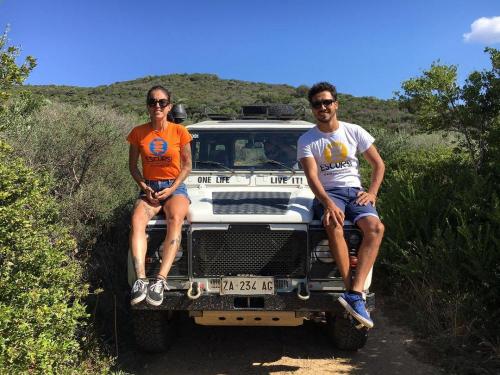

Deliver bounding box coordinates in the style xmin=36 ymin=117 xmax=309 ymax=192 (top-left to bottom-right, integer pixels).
xmin=300 ymin=157 xmax=344 ymax=227
xmin=356 ymin=145 xmax=385 ymax=206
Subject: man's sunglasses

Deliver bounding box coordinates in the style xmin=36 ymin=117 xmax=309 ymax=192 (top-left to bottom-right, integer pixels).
xmin=147 ymin=98 xmax=170 ymax=108
xmin=311 ymin=99 xmax=336 ymax=109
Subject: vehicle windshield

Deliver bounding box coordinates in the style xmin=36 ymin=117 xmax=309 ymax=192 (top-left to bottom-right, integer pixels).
xmin=190 ymin=130 xmax=306 ymax=171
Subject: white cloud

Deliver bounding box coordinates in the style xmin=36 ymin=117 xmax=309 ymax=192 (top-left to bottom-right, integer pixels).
xmin=463 ymin=16 xmax=500 ymax=44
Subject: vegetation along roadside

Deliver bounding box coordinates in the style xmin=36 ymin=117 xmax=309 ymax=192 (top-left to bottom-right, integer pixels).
xmin=1 ymin=22 xmax=498 ymax=373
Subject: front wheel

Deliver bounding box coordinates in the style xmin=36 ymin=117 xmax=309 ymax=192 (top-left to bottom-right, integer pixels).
xmin=326 ymin=312 xmax=368 ymax=351
xmin=132 ymin=309 xmax=178 ymax=352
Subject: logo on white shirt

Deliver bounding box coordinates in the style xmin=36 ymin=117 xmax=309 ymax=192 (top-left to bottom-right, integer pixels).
xmin=323 ymin=141 xmax=347 ymax=163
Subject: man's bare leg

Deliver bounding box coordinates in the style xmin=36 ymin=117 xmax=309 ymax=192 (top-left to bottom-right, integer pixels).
xmin=351 ymin=216 xmax=384 ymax=293
xmin=325 ymin=223 xmax=351 ymax=290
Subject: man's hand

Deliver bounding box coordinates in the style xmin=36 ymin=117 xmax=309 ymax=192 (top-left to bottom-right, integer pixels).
xmin=356 ymin=191 xmax=377 ymax=206
xmin=323 ymin=204 xmax=345 ymax=227
xmin=155 ymin=186 xmax=174 ymax=201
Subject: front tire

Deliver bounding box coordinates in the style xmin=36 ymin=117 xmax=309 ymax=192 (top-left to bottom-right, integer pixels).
xmin=132 ymin=309 xmax=178 ymax=352
xmin=327 ymin=312 xmax=368 ymax=351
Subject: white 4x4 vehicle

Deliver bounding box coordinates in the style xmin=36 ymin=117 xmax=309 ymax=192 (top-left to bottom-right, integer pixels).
xmin=128 ymin=106 xmax=374 ymax=352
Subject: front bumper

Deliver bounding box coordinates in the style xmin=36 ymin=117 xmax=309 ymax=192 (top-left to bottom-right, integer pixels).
xmin=131 ymin=291 xmax=375 ymax=313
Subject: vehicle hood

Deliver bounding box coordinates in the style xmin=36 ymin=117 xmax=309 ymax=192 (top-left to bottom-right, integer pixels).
xmin=185 ymin=173 xmax=315 ymax=223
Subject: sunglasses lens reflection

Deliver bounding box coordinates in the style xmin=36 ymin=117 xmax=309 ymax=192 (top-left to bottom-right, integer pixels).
xmin=148 ymin=99 xmax=169 ymax=108
xmin=311 ymin=99 xmax=335 ymax=109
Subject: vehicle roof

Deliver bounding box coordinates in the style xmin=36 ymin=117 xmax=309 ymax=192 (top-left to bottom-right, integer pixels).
xmin=186 ymin=120 xmax=316 ymax=130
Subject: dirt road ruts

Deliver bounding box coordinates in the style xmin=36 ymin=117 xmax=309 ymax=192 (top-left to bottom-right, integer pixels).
xmin=118 ymin=303 xmax=440 ymax=375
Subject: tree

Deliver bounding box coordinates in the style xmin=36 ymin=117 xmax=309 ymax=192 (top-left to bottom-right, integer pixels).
xmin=396 ymin=48 xmax=500 ymax=173
xmin=0 ymin=26 xmax=36 ymax=105
xmin=0 ymin=26 xmax=112 ymax=374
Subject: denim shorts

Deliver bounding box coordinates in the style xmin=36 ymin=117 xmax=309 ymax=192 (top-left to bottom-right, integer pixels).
xmin=313 ymin=187 xmax=379 ymax=224
xmin=139 ymin=179 xmax=190 ymax=204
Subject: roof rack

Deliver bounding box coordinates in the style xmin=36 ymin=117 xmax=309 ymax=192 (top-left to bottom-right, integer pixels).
xmin=239 ymin=104 xmax=296 ymax=120
xmin=206 ymin=113 xmax=234 ymax=121
xmin=203 ymin=104 xmax=297 ymax=121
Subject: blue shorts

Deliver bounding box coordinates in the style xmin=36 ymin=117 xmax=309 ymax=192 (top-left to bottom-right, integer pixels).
xmin=313 ymin=187 xmax=379 ymax=224
xmin=139 ymin=179 xmax=190 ymax=204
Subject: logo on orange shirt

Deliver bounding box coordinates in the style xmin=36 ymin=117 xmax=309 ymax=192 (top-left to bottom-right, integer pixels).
xmin=149 ymin=138 xmax=168 ymax=156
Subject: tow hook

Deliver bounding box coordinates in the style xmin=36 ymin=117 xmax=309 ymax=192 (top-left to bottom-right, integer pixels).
xmin=187 ymin=281 xmax=202 ymax=300
xmin=297 ymin=282 xmax=310 ymax=300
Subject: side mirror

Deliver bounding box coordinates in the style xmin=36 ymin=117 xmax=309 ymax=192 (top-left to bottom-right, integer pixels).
xmin=169 ymin=104 xmax=187 ymax=124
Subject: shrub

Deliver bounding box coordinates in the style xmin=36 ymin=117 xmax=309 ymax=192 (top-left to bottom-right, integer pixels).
xmin=375 ymin=132 xmax=500 ymax=371
xmin=0 ymin=140 xmax=111 ymax=374
xmin=3 ymin=100 xmax=138 ymax=250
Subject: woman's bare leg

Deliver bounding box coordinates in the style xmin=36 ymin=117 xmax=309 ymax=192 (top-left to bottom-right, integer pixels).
xmin=130 ymin=199 xmax=162 ymax=278
xmin=157 ymin=195 xmax=190 ymax=278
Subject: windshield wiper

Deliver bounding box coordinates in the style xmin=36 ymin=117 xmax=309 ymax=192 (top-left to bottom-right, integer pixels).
xmin=263 ymin=159 xmax=296 ymax=174
xmin=196 ymin=160 xmax=235 ymax=173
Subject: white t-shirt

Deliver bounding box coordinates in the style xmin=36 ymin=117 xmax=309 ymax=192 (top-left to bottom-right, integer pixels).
xmin=297 ymin=121 xmax=374 ymax=189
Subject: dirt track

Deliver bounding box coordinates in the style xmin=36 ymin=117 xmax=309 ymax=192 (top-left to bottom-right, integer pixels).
xmin=118 ymin=302 xmax=441 ymax=375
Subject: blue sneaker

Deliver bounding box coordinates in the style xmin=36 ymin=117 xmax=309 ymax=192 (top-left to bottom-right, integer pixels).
xmin=338 ymin=292 xmax=374 ymax=328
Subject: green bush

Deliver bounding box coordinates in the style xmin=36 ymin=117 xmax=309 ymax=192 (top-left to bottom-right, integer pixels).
xmin=376 ymin=132 xmax=500 ymax=370
xmin=1 ymin=98 xmax=143 ymax=351
xmin=0 ymin=141 xmax=111 ymax=374
xmin=3 ymin=100 xmax=138 ymax=250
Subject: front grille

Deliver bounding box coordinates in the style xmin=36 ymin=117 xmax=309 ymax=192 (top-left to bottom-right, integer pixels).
xmin=192 ymin=225 xmax=307 ymax=277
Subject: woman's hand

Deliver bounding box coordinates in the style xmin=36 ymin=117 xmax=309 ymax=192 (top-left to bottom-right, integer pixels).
xmin=155 ymin=186 xmax=174 ymax=201
xmin=143 ymin=185 xmax=160 ymax=206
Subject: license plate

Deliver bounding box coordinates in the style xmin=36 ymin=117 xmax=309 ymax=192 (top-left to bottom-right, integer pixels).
xmin=220 ymin=277 xmax=275 ymax=295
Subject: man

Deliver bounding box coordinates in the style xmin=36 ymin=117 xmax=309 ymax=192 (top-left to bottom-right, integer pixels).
xmin=297 ymin=82 xmax=385 ymax=328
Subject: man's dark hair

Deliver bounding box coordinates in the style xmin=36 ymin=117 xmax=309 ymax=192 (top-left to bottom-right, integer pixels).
xmin=307 ymin=82 xmax=338 ymax=103
xmin=146 ymin=85 xmax=171 ymax=103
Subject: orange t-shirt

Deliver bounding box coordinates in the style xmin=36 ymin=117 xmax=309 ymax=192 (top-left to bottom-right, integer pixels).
xmin=127 ymin=122 xmax=192 ymax=180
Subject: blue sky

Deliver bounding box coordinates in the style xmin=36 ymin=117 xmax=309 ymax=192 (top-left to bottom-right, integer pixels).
xmin=1 ymin=0 xmax=499 ymax=99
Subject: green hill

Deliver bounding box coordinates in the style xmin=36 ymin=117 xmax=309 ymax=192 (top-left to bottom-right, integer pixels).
xmin=24 ymin=73 xmax=413 ymax=127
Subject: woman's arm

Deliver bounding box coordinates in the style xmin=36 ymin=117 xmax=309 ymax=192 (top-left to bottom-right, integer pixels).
xmin=129 ymin=144 xmax=158 ymax=204
xmin=129 ymin=144 xmax=147 ymax=189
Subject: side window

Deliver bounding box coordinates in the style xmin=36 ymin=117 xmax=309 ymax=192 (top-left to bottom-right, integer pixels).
xmin=192 ymin=134 xmax=232 ymax=168
xmin=209 ymin=143 xmax=228 ymax=164
xmin=193 ymin=141 xmax=201 ymax=161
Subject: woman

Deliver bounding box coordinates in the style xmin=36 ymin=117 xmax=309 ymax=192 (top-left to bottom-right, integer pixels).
xmin=127 ymin=85 xmax=192 ymax=306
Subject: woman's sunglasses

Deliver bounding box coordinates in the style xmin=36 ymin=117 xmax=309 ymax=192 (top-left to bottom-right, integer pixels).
xmin=311 ymin=99 xmax=336 ymax=109
xmin=147 ymin=98 xmax=170 ymax=108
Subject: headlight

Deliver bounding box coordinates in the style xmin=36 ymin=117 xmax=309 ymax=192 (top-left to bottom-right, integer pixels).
xmin=157 ymin=241 xmax=184 ymax=263
xmin=348 ymin=232 xmax=361 ymax=247
xmin=313 ymin=239 xmax=334 ymax=264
